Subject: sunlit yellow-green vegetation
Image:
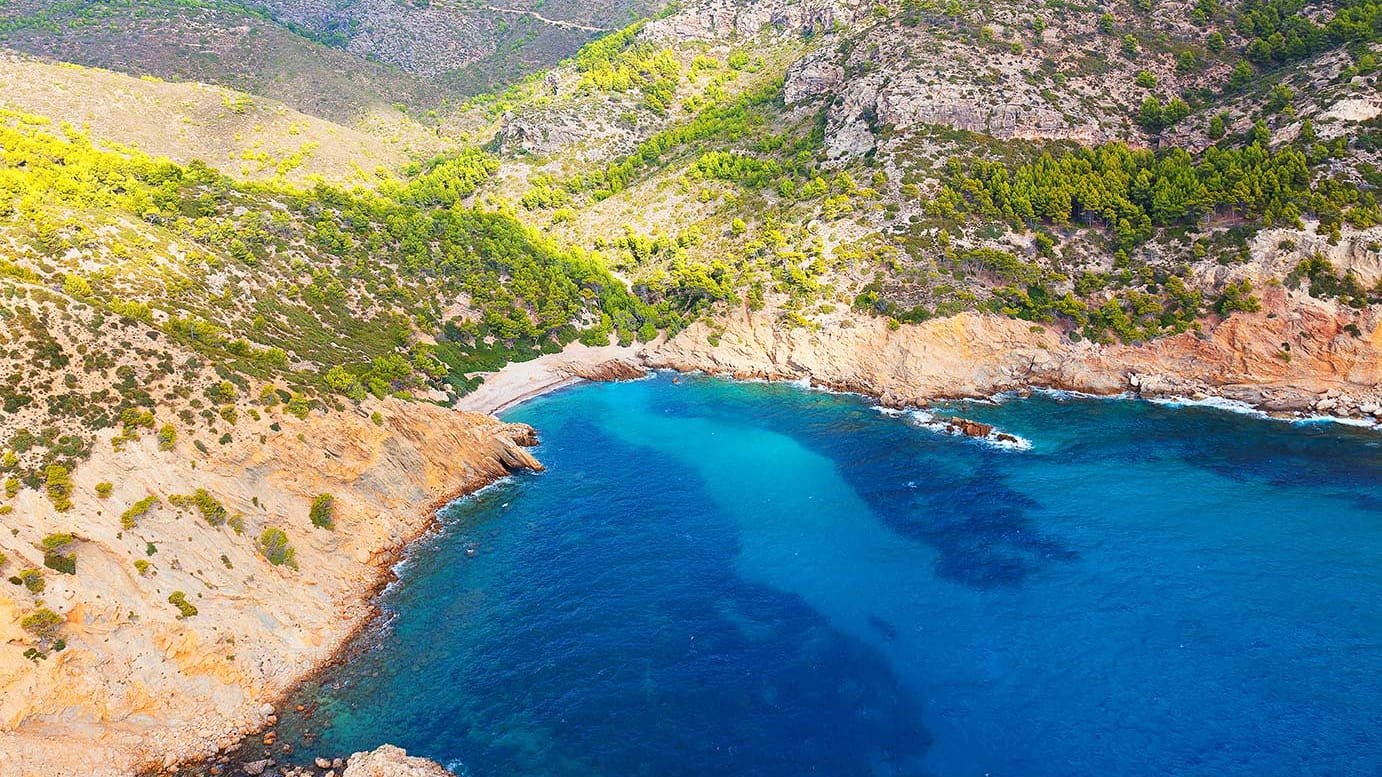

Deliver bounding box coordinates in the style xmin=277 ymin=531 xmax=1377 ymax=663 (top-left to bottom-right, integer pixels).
xmin=0 ymin=106 xmax=686 ymax=481
xmin=573 ymin=20 xmax=681 ymax=113
xmin=169 ymin=488 xmax=229 ymax=527
xmin=40 ymin=532 xmax=77 ymax=575
xmin=167 ymin=590 xmax=198 ymax=618
xmin=120 ymin=495 xmax=161 ymax=530
xmin=508 ymin=73 xmax=881 ymax=322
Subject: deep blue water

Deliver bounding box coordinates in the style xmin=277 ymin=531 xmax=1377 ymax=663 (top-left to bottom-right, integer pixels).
xmin=280 ymin=374 xmax=1382 ymax=777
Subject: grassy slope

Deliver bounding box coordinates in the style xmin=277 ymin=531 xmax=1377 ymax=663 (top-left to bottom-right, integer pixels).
xmin=0 ymin=56 xmax=447 ymax=185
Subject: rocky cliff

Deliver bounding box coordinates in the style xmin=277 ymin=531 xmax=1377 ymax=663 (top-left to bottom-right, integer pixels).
xmin=649 ymin=287 xmax=1382 ymax=419
xmin=0 ymin=401 xmax=539 ymax=777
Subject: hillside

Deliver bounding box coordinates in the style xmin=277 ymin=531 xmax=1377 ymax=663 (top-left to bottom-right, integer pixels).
xmin=467 ymin=0 xmax=1381 ymax=348
xmin=0 ymin=54 xmax=447 ymax=185
xmin=1 ymin=0 xmax=1382 ymax=774
xmin=0 ymin=0 xmax=660 ymax=124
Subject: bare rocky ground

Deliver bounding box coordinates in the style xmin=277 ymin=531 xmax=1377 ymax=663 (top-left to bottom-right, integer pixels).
xmin=0 ymin=394 xmax=539 ymax=777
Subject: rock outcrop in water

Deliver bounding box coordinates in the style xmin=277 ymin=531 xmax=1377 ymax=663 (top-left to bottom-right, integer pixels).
xmin=340 ymin=745 xmax=453 ymax=777
xmin=0 ymin=401 xmax=539 ymax=777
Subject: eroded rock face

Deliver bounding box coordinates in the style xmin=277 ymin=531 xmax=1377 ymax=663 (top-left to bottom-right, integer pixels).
xmin=562 ymin=358 xmax=650 ymax=382
xmin=785 ymin=32 xmax=1121 ymax=160
xmin=496 ymin=99 xmax=642 ymax=161
xmin=0 ymin=401 xmax=539 ymax=777
xmin=641 ymin=0 xmax=870 ymax=44
xmin=647 ymin=290 xmax=1382 ymax=414
xmin=341 ymin=745 xmax=453 ymax=777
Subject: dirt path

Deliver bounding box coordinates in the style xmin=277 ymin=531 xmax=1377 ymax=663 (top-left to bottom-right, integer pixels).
xmin=430 ymin=1 xmax=611 ymax=33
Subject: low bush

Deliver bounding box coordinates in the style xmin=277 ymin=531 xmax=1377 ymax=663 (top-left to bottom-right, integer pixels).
xmin=121 ymin=495 xmax=160 ymax=529
xmin=167 ymin=591 xmax=198 ymax=618
xmin=309 ymin=494 xmax=335 ymax=530
xmin=257 ymin=527 xmax=298 ymax=568
xmin=21 ymin=607 xmax=61 ymax=640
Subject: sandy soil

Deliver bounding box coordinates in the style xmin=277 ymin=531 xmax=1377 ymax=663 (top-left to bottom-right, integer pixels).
xmin=454 ymin=341 xmax=645 ymax=415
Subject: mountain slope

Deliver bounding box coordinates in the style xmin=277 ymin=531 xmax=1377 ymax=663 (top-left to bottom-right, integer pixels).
xmin=462 ymin=0 xmax=1381 ymax=351
xmin=0 ymin=0 xmax=662 ymax=124
xmin=0 ymin=54 xmax=446 ymax=184
xmin=1 ymin=0 xmax=1382 ymax=773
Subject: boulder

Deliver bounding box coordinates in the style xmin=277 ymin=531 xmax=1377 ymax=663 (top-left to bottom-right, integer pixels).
xmin=947 ymin=418 xmax=993 ymax=439
xmin=342 ymin=745 xmax=453 ymax=777
xmin=564 ymin=358 xmax=649 ymax=382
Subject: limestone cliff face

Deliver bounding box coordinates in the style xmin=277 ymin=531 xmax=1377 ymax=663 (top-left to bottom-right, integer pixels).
xmin=0 ymin=401 xmax=539 ymax=777
xmin=640 ymin=0 xmax=869 ymax=44
xmin=648 ymin=290 xmax=1382 ymax=416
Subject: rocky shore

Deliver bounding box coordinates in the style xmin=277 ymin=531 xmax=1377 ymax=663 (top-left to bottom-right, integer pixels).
xmin=0 ymin=400 xmax=540 ymax=777
xmin=5 ymin=290 xmax=1377 ymax=777
xmin=647 ymin=288 xmax=1382 ymax=424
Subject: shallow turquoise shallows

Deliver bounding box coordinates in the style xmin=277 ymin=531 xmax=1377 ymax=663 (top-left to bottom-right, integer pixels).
xmin=279 ymin=374 xmax=1382 ymax=777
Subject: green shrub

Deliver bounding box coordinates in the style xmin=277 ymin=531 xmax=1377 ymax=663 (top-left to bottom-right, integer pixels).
xmin=169 ymin=489 xmax=227 ymax=526
xmin=167 ymin=591 xmax=198 ymax=618
xmin=95 ymin=482 xmax=114 ymax=498
xmin=258 ymin=527 xmax=298 ymax=568
xmin=21 ymin=608 xmax=61 ymax=640
xmin=44 ymin=465 xmax=72 ymax=512
xmin=40 ymin=533 xmax=74 ymax=552
xmin=1215 ymin=279 xmax=1263 ymax=315
xmin=134 ymin=559 xmax=150 ymax=576
xmin=309 ymin=494 xmax=336 ymax=530
xmin=18 ymin=568 xmax=45 ymax=593
xmin=43 ymin=552 xmax=76 ymax=575
xmin=120 ymin=495 xmax=160 ymax=529
xmin=157 ymin=424 xmax=177 ymax=451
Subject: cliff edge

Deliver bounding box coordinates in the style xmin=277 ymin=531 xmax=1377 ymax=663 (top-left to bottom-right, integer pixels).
xmin=0 ymin=400 xmax=539 ymax=777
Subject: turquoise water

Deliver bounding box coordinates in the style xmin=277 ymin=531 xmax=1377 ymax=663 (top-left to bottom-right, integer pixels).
xmin=280 ymin=374 xmax=1381 ymax=776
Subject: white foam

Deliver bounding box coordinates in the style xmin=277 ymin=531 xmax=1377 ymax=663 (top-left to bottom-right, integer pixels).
xmin=1031 ymin=387 xmax=1136 ymax=401
xmin=1147 ymin=395 xmax=1270 ymax=418
xmin=873 ymin=407 xmax=1033 ymax=451
xmin=1293 ymin=414 xmax=1381 ymax=429
xmin=983 ymin=433 xmax=1034 ymax=452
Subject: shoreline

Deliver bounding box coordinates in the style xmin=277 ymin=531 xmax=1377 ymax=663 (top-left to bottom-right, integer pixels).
xmin=453 ymin=342 xmax=644 ymax=416
xmin=461 ymin=335 xmax=1382 ymax=434
xmin=157 ymin=475 xmax=534 ymax=777
xmin=158 ymin=312 xmax=1381 ymax=777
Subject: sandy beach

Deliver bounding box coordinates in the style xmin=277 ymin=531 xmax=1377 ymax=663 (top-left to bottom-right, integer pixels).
xmin=454 ymin=341 xmax=647 ymax=415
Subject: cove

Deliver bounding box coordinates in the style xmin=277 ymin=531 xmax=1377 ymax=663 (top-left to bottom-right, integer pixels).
xmin=276 ymin=374 xmax=1382 ymax=777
